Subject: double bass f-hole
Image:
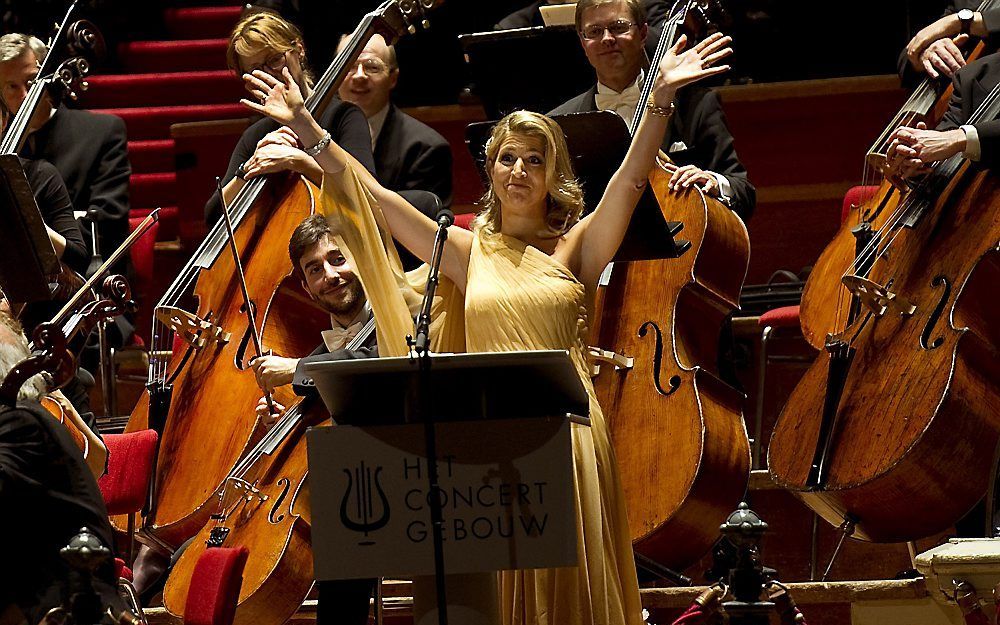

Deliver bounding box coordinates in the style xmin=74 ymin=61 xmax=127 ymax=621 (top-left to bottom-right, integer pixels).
xmin=919 ymin=275 xmax=951 ymax=351
xmin=234 ymin=300 xmax=267 ymax=371
xmin=638 ymin=321 xmax=681 ymax=396
xmin=268 ymin=477 xmax=291 ymax=524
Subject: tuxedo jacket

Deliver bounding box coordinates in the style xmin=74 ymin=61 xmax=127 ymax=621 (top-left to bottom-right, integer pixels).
xmin=938 ymin=51 xmax=1000 ymax=169
xmin=21 ymin=105 xmax=131 ymax=261
xmin=205 ymin=98 xmax=376 ymax=225
xmin=549 ymin=85 xmax=756 ymax=220
xmin=291 ymin=320 xmax=379 ymax=397
xmin=0 ymin=401 xmax=123 ymax=624
xmin=374 ymin=104 xmax=453 ymax=213
xmin=898 ymin=2 xmax=1000 ymax=87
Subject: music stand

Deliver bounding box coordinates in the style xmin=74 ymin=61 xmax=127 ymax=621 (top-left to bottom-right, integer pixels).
xmin=0 ymin=154 xmax=60 ymax=304
xmin=459 ymin=26 xmax=595 ymax=118
xmin=465 ymin=111 xmax=689 ymax=261
xmin=305 ymin=350 xmax=589 ymax=625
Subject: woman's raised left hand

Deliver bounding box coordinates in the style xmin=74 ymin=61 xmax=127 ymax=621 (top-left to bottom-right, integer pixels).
xmin=652 ymin=32 xmax=733 ymax=106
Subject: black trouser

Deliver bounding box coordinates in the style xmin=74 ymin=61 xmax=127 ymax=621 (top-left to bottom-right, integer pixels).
xmin=317 ymin=578 xmax=377 ymax=625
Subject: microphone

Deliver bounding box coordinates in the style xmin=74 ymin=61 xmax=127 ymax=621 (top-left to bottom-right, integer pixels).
xmin=435 ymin=207 xmax=454 ymax=228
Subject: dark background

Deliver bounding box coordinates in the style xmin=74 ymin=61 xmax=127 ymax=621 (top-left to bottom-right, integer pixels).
xmin=3 ymin=0 xmax=951 ymax=105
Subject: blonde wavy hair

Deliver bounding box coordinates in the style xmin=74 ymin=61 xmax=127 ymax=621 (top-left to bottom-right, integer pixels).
xmin=227 ymin=11 xmax=314 ymax=89
xmin=472 ymin=111 xmax=584 ymax=237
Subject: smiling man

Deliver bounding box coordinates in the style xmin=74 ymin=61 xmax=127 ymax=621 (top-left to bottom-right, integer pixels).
xmin=549 ymin=0 xmax=756 ymax=220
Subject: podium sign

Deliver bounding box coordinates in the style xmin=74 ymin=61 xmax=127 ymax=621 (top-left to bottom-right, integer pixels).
xmin=307 ymin=417 xmax=577 ymax=581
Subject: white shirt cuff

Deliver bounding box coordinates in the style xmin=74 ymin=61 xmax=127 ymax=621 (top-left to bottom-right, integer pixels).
xmin=711 ymin=172 xmax=733 ymax=202
xmin=961 ymin=125 xmax=981 ymax=161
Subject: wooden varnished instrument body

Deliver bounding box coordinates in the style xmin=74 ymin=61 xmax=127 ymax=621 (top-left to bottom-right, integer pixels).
xmin=592 ymin=161 xmax=751 ymax=569
xmin=162 ymin=411 xmax=328 ymax=625
xmin=115 ymin=176 xmax=327 ymax=548
xmin=769 ymin=162 xmax=1000 ymax=542
xmin=799 ymin=43 xmax=984 ymax=347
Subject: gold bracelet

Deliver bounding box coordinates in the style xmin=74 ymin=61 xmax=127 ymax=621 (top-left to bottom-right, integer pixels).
xmin=646 ymin=99 xmax=675 ymax=118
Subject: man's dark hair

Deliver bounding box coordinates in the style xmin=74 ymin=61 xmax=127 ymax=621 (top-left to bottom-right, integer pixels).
xmin=289 ymin=214 xmax=332 ymax=279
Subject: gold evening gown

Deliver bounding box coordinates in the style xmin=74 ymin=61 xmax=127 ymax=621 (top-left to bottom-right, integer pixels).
xmin=321 ymin=167 xmax=643 ymax=625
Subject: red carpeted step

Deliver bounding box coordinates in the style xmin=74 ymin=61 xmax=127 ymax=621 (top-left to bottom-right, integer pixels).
xmin=165 ymin=6 xmax=243 ymax=40
xmin=119 ymin=39 xmax=229 ymax=74
xmin=95 ymin=103 xmax=250 ymax=140
xmin=132 ymin=206 xmax=179 ymax=241
xmin=128 ymin=139 xmax=175 ymax=173
xmin=131 ymin=172 xmax=177 ymax=208
xmin=82 ymin=71 xmax=243 ymax=109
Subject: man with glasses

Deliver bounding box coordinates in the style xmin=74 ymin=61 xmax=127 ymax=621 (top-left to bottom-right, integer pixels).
xmin=496 ymin=0 xmax=669 ymax=31
xmin=337 ymin=35 xmax=452 ymax=216
xmin=550 ymin=0 xmax=755 ymax=220
xmin=204 ymin=11 xmax=376 ymax=225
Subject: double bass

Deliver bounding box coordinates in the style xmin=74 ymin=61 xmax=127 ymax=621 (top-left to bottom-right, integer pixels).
xmin=798 ymin=16 xmax=989 ymax=347
xmin=768 ymin=81 xmax=1000 ymax=542
xmin=588 ymin=0 xmax=750 ymax=571
xmin=112 ymin=0 xmax=441 ymax=555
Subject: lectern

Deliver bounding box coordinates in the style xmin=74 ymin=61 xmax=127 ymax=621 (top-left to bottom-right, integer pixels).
xmin=305 ymin=350 xmax=589 ymax=625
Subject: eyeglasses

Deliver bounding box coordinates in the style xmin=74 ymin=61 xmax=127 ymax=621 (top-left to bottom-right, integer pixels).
xmin=247 ymin=50 xmax=288 ymax=74
xmin=580 ymin=19 xmax=635 ymax=40
xmin=353 ymin=58 xmax=392 ymax=77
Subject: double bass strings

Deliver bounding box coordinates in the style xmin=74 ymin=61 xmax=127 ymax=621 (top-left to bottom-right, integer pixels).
xmin=843 ymin=81 xmax=1000 ymax=282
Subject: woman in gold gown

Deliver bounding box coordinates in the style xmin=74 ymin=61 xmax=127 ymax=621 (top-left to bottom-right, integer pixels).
xmin=242 ymin=31 xmax=732 ymax=625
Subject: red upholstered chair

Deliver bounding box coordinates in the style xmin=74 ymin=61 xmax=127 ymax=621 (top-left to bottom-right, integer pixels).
xmin=183 ymin=547 xmax=249 ymax=625
xmin=453 ymin=212 xmax=476 ymax=230
xmin=99 ymin=429 xmax=158 ymax=621
xmin=98 ymin=429 xmax=159 ymax=561
xmin=751 ymin=185 xmax=879 ymax=470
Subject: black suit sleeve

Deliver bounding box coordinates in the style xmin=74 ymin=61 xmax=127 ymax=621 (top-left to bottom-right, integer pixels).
xmin=292 ymin=344 xmax=379 ymax=397
xmin=396 ymin=136 xmax=453 ymax=211
xmin=898 ymin=4 xmax=1000 ymax=87
xmin=936 ymin=55 xmax=1000 ymax=168
xmin=25 ymin=159 xmax=89 ymax=273
xmin=687 ymin=90 xmax=756 ymax=220
xmin=88 ymin=116 xmax=131 ymax=226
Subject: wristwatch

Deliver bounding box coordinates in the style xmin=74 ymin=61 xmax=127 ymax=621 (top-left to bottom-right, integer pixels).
xmin=958 ymin=8 xmax=975 ymax=35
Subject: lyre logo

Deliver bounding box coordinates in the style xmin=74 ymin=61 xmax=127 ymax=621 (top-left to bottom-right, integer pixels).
xmin=340 ymin=461 xmax=390 ymax=546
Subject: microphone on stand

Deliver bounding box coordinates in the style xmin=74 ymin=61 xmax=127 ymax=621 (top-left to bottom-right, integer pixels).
xmin=408 ymin=193 xmax=448 ymax=358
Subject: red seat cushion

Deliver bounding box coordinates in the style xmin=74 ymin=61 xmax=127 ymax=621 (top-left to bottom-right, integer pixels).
xmin=453 ymin=212 xmax=476 ymax=231
xmin=841 ymin=185 xmax=879 ymax=226
xmin=114 ymin=557 xmax=134 ymax=582
xmin=98 ymin=430 xmax=158 ymax=515
xmin=758 ymin=305 xmax=801 ymax=329
xmin=184 ymin=547 xmax=249 ymax=625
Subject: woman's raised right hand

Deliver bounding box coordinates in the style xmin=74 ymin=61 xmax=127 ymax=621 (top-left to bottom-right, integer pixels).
xmin=241 ymin=67 xmax=306 ymax=126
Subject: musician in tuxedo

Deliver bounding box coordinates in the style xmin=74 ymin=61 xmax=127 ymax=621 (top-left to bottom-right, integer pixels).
xmin=336 ymin=33 xmax=452 ymax=268
xmin=887 ymin=51 xmax=1000 ymax=177
xmin=899 ymin=3 xmax=1000 ymax=85
xmin=549 ymin=0 xmax=755 ymax=220
xmin=205 ymin=11 xmax=376 ymax=224
xmin=250 ymin=214 xmax=376 ymax=625
xmin=0 ymin=34 xmax=132 ymax=268
xmin=0 ymin=311 xmax=123 ymax=625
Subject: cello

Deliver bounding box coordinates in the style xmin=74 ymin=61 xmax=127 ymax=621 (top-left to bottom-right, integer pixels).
xmin=114 ymin=0 xmax=442 ymax=554
xmin=588 ymin=0 xmax=750 ymax=572
xmin=768 ymin=83 xmax=1000 ymax=542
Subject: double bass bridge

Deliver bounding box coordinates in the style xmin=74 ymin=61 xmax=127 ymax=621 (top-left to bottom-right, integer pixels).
xmin=841 ymin=275 xmax=916 ymax=318
xmin=588 ymin=346 xmax=634 ymax=377
xmin=155 ymin=306 xmax=231 ymax=350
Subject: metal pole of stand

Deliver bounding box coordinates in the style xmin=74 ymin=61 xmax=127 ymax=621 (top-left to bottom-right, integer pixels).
xmin=408 ymin=206 xmax=453 ymax=625
xmin=821 ymin=516 xmax=856 ymax=582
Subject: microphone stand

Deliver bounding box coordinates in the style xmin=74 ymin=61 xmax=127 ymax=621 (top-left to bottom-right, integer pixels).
xmin=407 ymin=204 xmax=453 ymax=625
